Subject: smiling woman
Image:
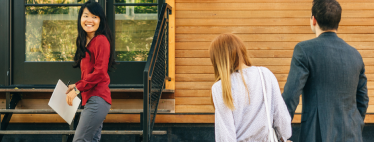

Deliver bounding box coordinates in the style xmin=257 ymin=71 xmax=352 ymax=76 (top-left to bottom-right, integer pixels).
xmin=67 ymin=1 xmax=114 ymax=142
xmin=80 ymin=8 xmax=100 ymax=40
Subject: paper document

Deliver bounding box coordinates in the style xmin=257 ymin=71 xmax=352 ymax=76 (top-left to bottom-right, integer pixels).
xmin=48 ymin=79 xmax=81 ymax=125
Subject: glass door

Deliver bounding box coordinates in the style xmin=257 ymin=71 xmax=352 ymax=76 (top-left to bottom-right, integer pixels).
xmin=12 ymin=0 xmax=162 ymax=87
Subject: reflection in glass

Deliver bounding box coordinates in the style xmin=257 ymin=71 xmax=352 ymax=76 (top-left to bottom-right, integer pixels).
xmin=26 ymin=0 xmax=89 ymax=4
xmin=115 ymin=0 xmax=157 ymax=4
xmin=115 ymin=6 xmax=157 ymax=61
xmin=25 ymin=6 xmax=80 ymax=61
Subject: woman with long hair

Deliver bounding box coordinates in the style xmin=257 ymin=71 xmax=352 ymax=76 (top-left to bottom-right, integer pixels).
xmin=209 ymin=33 xmax=292 ymax=141
xmin=65 ymin=1 xmax=115 ymax=141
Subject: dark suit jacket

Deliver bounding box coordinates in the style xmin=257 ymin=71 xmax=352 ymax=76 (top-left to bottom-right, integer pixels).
xmin=282 ymin=32 xmax=369 ymax=142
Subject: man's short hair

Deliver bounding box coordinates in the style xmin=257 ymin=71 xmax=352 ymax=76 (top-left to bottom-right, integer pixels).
xmin=312 ymin=0 xmax=342 ymax=31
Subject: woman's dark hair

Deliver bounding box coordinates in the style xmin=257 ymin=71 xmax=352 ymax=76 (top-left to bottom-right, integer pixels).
xmin=312 ymin=0 xmax=342 ymax=31
xmin=73 ymin=1 xmax=116 ymax=71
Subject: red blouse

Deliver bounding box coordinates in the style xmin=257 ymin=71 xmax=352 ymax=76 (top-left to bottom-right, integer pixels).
xmin=75 ymin=35 xmax=111 ymax=106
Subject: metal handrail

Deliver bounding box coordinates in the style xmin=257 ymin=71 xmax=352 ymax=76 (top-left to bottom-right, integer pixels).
xmin=143 ymin=3 xmax=172 ymax=142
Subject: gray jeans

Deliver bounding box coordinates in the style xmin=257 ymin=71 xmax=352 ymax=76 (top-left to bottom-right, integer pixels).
xmin=73 ymin=96 xmax=111 ymax=142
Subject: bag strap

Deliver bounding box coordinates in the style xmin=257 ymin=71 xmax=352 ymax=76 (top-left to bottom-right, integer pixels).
xmin=257 ymin=67 xmax=275 ymax=142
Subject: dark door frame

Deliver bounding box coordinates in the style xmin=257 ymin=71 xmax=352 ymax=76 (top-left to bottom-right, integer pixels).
xmin=0 ymin=0 xmax=11 ymax=87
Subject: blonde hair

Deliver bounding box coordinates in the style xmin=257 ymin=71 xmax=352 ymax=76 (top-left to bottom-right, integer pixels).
xmin=209 ymin=33 xmax=251 ymax=110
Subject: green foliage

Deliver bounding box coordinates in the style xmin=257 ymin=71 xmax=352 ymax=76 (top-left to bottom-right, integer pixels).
xmin=115 ymin=0 xmax=157 ymax=3
xmin=26 ymin=0 xmax=88 ymax=4
xmin=26 ymin=20 xmax=78 ymax=62
xmin=115 ymin=6 xmax=127 ymax=14
xmin=134 ymin=6 xmax=157 ymax=14
xmin=115 ymin=6 xmax=157 ymax=14
xmin=25 ymin=6 xmax=79 ymax=61
xmin=116 ymin=51 xmax=149 ymax=61
xmin=26 ymin=6 xmax=71 ymax=14
xmin=115 ymin=20 xmax=157 ymax=61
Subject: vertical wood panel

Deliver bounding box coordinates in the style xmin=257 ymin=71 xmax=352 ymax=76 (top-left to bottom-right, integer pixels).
xmin=166 ymin=0 xmax=176 ymax=90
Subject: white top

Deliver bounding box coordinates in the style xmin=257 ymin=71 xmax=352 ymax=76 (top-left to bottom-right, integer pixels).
xmin=212 ymin=66 xmax=292 ymax=142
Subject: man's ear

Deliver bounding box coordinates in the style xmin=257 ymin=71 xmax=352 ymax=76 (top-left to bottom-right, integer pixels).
xmin=312 ymin=16 xmax=317 ymax=26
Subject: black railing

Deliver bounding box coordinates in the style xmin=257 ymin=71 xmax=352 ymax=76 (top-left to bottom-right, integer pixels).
xmin=143 ymin=3 xmax=172 ymax=142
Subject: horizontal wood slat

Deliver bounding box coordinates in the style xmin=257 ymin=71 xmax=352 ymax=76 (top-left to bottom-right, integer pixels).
xmin=176 ymin=26 xmax=374 ymax=34
xmin=176 ymin=82 xmax=215 ymax=90
xmin=176 ymin=97 xmax=212 ymax=105
xmin=176 ymin=66 xmax=374 ymax=74
xmin=176 ymin=0 xmax=374 ymax=3
xmin=0 ymin=114 xmax=216 ymax=123
xmin=175 ymin=90 xmax=211 ymax=97
xmin=175 ymin=58 xmax=290 ymax=65
xmin=176 ymin=34 xmax=374 ymax=42
xmin=175 ymin=89 xmax=374 ymax=96
xmin=4 ymin=109 xmax=373 ymax=123
xmin=175 ymin=58 xmax=374 ymax=66
xmin=175 ymin=74 xmax=374 ymax=82
xmin=176 ymin=66 xmax=284 ymax=74
xmin=176 ymin=3 xmax=374 ymax=11
xmin=175 ymin=81 xmax=374 ymax=90
xmin=176 ymin=42 xmax=374 ymax=50
xmin=175 ymin=74 xmax=288 ymax=82
xmin=176 ymin=11 xmax=374 ymax=19
xmin=176 ymin=105 xmax=215 ymax=113
xmin=175 ymin=96 xmax=374 ymax=105
xmin=176 ymin=18 xmax=374 ymax=26
xmin=176 ymin=50 xmax=295 ymax=58
xmin=175 ymin=104 xmax=374 ymax=114
xmin=175 ymin=82 xmax=288 ymax=90
xmin=176 ymin=50 xmax=374 ymax=58
xmin=13 ymin=99 xmax=175 ymax=113
xmin=22 ymin=113 xmax=372 ymax=123
xmin=174 ymin=89 xmax=374 ymax=97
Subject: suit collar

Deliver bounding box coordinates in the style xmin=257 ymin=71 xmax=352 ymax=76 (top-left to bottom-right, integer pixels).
xmin=318 ymin=32 xmax=338 ymax=38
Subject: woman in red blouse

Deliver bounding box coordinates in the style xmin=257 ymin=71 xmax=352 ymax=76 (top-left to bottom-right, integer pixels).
xmin=65 ymin=1 xmax=115 ymax=142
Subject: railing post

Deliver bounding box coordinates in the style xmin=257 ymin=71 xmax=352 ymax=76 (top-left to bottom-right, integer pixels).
xmin=143 ymin=4 xmax=172 ymax=142
xmin=0 ymin=93 xmax=21 ymax=141
xmin=143 ymin=71 xmax=150 ymax=142
xmin=166 ymin=8 xmax=169 ymax=77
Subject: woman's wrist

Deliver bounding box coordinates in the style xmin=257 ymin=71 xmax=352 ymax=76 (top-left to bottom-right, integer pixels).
xmin=74 ymin=86 xmax=80 ymax=94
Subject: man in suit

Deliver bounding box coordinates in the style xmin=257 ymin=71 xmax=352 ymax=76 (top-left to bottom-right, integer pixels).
xmin=282 ymin=0 xmax=368 ymax=141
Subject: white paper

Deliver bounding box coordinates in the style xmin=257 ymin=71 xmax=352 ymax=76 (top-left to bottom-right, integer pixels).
xmin=48 ymin=79 xmax=81 ymax=125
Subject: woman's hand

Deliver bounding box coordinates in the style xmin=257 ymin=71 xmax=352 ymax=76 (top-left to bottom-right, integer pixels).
xmin=66 ymin=89 xmax=78 ymax=106
xmin=66 ymin=84 xmax=76 ymax=94
xmin=66 ymin=84 xmax=78 ymax=106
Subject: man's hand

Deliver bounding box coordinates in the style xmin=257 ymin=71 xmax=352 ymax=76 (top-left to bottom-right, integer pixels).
xmin=66 ymin=84 xmax=76 ymax=94
xmin=66 ymin=89 xmax=78 ymax=106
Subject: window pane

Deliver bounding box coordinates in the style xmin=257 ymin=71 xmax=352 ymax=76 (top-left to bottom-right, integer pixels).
xmin=26 ymin=0 xmax=89 ymax=4
xmin=115 ymin=0 xmax=157 ymax=4
xmin=25 ymin=6 xmax=79 ymax=61
xmin=115 ymin=6 xmax=157 ymax=61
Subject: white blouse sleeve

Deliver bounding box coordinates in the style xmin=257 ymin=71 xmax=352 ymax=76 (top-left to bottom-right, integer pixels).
xmin=265 ymin=68 xmax=292 ymax=140
xmin=212 ymin=83 xmax=237 ymax=142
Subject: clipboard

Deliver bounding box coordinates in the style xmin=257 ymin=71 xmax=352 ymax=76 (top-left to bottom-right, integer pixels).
xmin=48 ymin=79 xmax=81 ymax=125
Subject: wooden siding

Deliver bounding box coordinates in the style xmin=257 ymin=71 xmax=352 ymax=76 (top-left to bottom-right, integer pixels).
xmin=174 ymin=0 xmax=374 ymax=123
xmin=4 ymin=0 xmax=374 ymax=124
